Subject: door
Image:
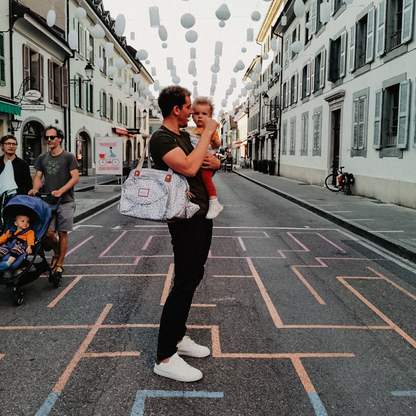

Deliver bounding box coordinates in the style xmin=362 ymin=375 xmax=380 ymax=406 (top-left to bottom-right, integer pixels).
xmin=331 ymin=109 xmax=341 ymax=171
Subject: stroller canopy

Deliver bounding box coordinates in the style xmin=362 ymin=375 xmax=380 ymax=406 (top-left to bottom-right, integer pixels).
xmin=3 ymin=195 xmax=52 ymax=239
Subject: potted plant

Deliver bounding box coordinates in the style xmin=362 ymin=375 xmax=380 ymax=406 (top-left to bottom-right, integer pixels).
xmin=253 ymin=159 xmax=259 ymax=171
xmin=261 ymin=159 xmax=269 ymax=174
xmin=268 ymin=160 xmax=276 ymax=175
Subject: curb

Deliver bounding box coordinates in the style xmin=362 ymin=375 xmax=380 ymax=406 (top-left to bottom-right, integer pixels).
xmin=235 ymin=170 xmax=416 ymax=264
xmin=74 ymin=195 xmax=120 ymax=224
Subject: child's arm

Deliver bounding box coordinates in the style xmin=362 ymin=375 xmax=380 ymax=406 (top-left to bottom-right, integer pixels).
xmin=0 ymin=231 xmax=11 ymax=244
xmin=210 ymin=131 xmax=221 ymax=150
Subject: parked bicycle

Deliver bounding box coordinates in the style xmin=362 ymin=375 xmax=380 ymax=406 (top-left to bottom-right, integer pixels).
xmin=324 ymin=165 xmax=354 ymax=195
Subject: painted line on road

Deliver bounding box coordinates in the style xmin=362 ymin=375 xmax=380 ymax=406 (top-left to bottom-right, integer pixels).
xmin=131 ymin=390 xmax=224 ymax=416
xmin=308 ymin=393 xmax=328 ymax=416
xmin=238 ymin=237 xmax=247 ymax=251
xmin=99 ymin=230 xmax=127 ymax=257
xmin=391 ymin=391 xmax=416 ymax=396
xmin=372 ymin=230 xmax=405 ymax=233
xmin=65 ymin=236 xmax=94 ymax=257
xmin=35 ymin=392 xmax=61 ymax=416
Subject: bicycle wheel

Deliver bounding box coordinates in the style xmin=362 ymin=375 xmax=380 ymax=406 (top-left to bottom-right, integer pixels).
xmin=325 ymin=174 xmax=341 ymax=192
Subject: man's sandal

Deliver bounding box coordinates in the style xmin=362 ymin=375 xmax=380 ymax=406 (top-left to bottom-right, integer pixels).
xmin=52 ymin=265 xmax=64 ymax=275
xmin=49 ymin=256 xmax=59 ymax=269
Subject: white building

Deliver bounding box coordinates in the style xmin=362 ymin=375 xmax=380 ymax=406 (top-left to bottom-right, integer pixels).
xmin=274 ymin=0 xmax=416 ymax=208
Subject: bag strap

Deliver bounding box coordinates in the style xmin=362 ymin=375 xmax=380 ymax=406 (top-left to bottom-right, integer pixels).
xmin=133 ymin=140 xmax=173 ymax=182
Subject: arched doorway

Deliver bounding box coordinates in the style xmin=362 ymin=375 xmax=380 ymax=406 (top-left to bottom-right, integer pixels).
xmin=22 ymin=121 xmax=44 ymax=166
xmin=76 ymin=132 xmax=91 ymax=176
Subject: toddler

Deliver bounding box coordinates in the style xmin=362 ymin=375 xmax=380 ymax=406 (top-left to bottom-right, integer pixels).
xmin=190 ymin=97 xmax=223 ymax=219
xmin=0 ymin=214 xmax=34 ymax=269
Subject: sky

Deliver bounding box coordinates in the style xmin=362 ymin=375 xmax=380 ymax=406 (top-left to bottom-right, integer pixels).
xmin=102 ymin=0 xmax=274 ymax=120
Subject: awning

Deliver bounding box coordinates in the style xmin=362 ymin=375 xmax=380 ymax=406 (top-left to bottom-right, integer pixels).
xmin=0 ymin=101 xmax=21 ymax=116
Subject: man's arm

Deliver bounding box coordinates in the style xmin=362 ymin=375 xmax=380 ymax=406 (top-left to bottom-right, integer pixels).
xmin=28 ymin=171 xmax=43 ymax=195
xmin=51 ymin=168 xmax=79 ymax=198
xmin=163 ymin=118 xmax=219 ymax=177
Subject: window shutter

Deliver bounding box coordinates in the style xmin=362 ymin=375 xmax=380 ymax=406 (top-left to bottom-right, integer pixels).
xmin=285 ymin=81 xmax=289 ymax=107
xmin=62 ymin=66 xmax=68 ymax=108
xmin=358 ymin=96 xmax=366 ymax=149
xmin=340 ymin=30 xmax=347 ymax=78
xmin=86 ymin=83 xmax=90 ymax=112
xmin=349 ymin=24 xmax=356 ymax=72
xmin=106 ymin=93 xmax=111 ymax=118
xmin=328 ymin=38 xmax=336 ymax=82
xmin=311 ymin=1 xmax=317 ymax=34
xmin=330 ymin=0 xmax=335 ymax=15
xmin=288 ymin=78 xmax=292 ymax=105
xmin=98 ymin=91 xmax=102 ymax=116
xmin=414 ymin=78 xmax=416 ymax=148
xmin=306 ymin=62 xmax=311 ymax=95
xmin=353 ymin=98 xmax=359 ymax=149
xmin=376 ymin=0 xmax=386 ymax=57
xmin=319 ymin=50 xmax=325 ymax=89
xmin=373 ymin=89 xmax=383 ymax=149
xmin=397 ymin=79 xmax=411 ymax=149
xmin=294 ymin=73 xmax=298 ymax=103
xmin=402 ymin=0 xmax=413 ymax=43
xmin=48 ymin=60 xmax=54 ymax=104
xmin=0 ymin=34 xmax=5 ymax=86
xmin=39 ymin=54 xmax=44 ymax=97
xmin=310 ymin=58 xmax=315 ymax=92
xmin=284 ymin=37 xmax=289 ymax=67
xmin=299 ymin=68 xmax=303 ymax=99
xmin=23 ymin=45 xmax=30 ymax=92
xmin=365 ymin=7 xmax=375 ymax=63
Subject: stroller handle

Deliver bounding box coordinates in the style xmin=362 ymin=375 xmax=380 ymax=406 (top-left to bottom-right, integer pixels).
xmin=35 ymin=193 xmax=61 ymax=207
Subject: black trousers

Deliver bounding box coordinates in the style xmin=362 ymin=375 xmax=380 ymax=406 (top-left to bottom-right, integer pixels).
xmin=156 ymin=215 xmax=213 ymax=361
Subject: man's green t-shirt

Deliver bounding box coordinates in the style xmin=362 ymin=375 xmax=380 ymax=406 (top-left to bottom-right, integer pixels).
xmin=149 ymin=125 xmax=209 ymax=215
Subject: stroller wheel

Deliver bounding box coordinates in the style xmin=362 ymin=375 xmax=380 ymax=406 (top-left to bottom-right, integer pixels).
xmin=50 ymin=270 xmax=62 ymax=288
xmin=13 ymin=288 xmax=24 ymax=306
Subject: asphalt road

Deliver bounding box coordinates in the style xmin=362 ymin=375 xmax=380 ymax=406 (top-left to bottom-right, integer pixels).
xmin=1 ymin=172 xmax=415 ymax=415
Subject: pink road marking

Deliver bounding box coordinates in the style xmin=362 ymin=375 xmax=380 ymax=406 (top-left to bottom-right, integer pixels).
xmin=160 ymin=263 xmax=174 ymax=305
xmin=99 ymin=231 xmax=128 ymax=257
xmin=65 ymin=236 xmax=94 ymax=257
xmin=291 ymin=266 xmax=326 ymax=305
xmin=246 ymin=258 xmax=284 ymax=328
xmin=338 ymin=276 xmax=416 ymax=349
xmin=48 ymin=276 xmax=84 ymax=308
xmin=133 ymin=256 xmax=142 ymax=265
xmin=316 ymin=233 xmax=346 ymax=252
xmin=142 ymin=236 xmax=153 ymax=250
xmin=0 ymin=354 xmax=4 ymax=359
xmin=84 ymin=352 xmax=141 ymax=358
xmin=53 ymin=304 xmax=113 ymax=393
xmin=238 ymin=237 xmax=247 ymax=251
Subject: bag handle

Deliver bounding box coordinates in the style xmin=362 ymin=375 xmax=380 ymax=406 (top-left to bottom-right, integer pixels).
xmin=133 ymin=141 xmax=173 ymax=182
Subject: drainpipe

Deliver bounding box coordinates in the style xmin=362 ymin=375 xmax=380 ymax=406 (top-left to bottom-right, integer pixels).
xmin=9 ymin=0 xmax=15 ymax=103
xmin=275 ymin=33 xmax=284 ymax=177
xmin=65 ymin=0 xmax=71 ymax=153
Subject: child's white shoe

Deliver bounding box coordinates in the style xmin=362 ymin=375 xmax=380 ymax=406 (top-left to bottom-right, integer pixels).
xmin=206 ymin=199 xmax=223 ymax=219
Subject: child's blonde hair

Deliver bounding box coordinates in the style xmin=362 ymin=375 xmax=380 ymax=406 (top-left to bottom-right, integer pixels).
xmin=193 ymin=97 xmax=214 ymax=117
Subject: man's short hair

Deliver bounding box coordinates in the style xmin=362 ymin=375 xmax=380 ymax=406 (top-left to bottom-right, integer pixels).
xmin=158 ymin=86 xmax=191 ymax=118
xmin=192 ymin=97 xmax=214 ymax=117
xmin=43 ymin=125 xmax=64 ymax=140
xmin=0 ymin=134 xmax=17 ymax=146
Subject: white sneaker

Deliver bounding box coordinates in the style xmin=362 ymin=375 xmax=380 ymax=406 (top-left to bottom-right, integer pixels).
xmin=154 ymin=352 xmax=203 ymax=382
xmin=177 ymin=336 xmax=211 ymax=358
xmin=206 ymin=199 xmax=223 ymax=219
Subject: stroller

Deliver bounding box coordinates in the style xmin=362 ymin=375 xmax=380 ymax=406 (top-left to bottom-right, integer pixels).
xmin=0 ymin=194 xmax=61 ymax=305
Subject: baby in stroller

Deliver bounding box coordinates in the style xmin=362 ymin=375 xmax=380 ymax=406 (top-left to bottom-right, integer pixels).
xmin=0 ymin=214 xmax=34 ymax=269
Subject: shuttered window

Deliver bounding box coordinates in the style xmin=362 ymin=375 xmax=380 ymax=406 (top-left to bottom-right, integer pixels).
xmin=353 ymin=96 xmax=366 ymax=149
xmin=301 ymin=112 xmax=309 ymax=156
xmin=0 ymin=34 xmax=5 ymax=86
xmin=290 ymin=117 xmax=296 ymax=155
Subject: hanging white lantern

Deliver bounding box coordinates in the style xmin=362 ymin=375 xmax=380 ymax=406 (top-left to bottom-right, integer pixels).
xmin=251 ymin=11 xmax=261 ymax=22
xmin=75 ymin=7 xmax=86 ymax=20
xmin=273 ymin=63 xmax=282 ymax=74
xmin=151 ymin=67 xmax=156 ymax=76
xmin=255 ymin=62 xmax=262 ymax=74
xmin=131 ymin=32 xmax=135 ymax=41
xmin=127 ymin=64 xmax=132 ymax=69
xmin=162 ymin=43 xmax=168 ymax=49
xmin=193 ymin=81 xmax=198 ymax=86
xmin=235 ymin=60 xmax=245 ymax=71
xmin=215 ymin=41 xmax=223 ymax=57
xmin=249 ymin=95 xmax=255 ymax=105
xmin=143 ymin=88 xmax=151 ymax=96
xmin=231 ymin=78 xmax=237 ymax=88
xmin=145 ymin=60 xmax=150 ymax=65
xmin=210 ymin=85 xmax=216 ymax=94
xmin=305 ymin=21 xmax=312 ymax=30
xmin=153 ymin=80 xmax=160 ymax=91
xmin=211 ymin=65 xmax=220 ymax=73
xmin=241 ymin=87 xmax=247 ymax=97
xmin=219 ymin=21 xmax=225 ymax=28
xmin=188 ymin=60 xmax=196 ymax=75
xmin=181 ymin=13 xmax=195 ymax=29
xmin=291 ymin=41 xmax=304 ymax=54
xmin=245 ymin=82 xmax=253 ymax=90
xmin=247 ymin=28 xmax=254 ymax=42
xmin=158 ymin=25 xmax=168 ymax=41
xmin=320 ymin=2 xmax=331 ymax=23
xmin=172 ymin=75 xmax=181 ymax=84
xmin=47 ymin=10 xmax=56 ymax=27
xmin=133 ymin=92 xmax=139 ymax=101
xmin=226 ymin=87 xmax=233 ymax=96
xmin=138 ymin=96 xmax=145 ymax=103
xmin=68 ymin=30 xmax=78 ymax=50
xmin=241 ymin=47 xmax=247 ymax=53
xmin=115 ymin=57 xmax=126 ymax=69
xmin=212 ymin=74 xmax=217 ymax=84
xmin=233 ymin=67 xmax=239 ymax=73
xmin=221 ymin=99 xmax=227 ymax=108
xmin=92 ymin=24 xmax=105 ymax=39
xmin=251 ymin=73 xmax=257 ymax=81
xmin=281 ymin=15 xmax=287 ymax=26
xmin=136 ymin=49 xmax=148 ymax=60
xmin=262 ymin=53 xmax=269 ymax=60
xmin=215 ymin=4 xmax=231 ymax=21
xmin=105 ymin=43 xmax=114 ymax=58
xmin=185 ymin=30 xmax=198 ymax=43
xmin=344 ymin=0 xmax=353 ymax=4
xmin=170 ymin=66 xmax=176 ymax=77
xmin=149 ymin=6 xmax=160 ymax=27
xmin=87 ymin=46 xmax=93 ymax=53
xmin=166 ymin=57 xmax=174 ymax=70
xmin=115 ymin=78 xmax=124 ymax=87
xmin=123 ymin=84 xmax=130 ymax=95
xmin=270 ymin=38 xmax=277 ymax=52
xmin=294 ymin=0 xmax=305 ymax=18
xmin=129 ymin=88 xmax=134 ymax=96
xmin=214 ymin=56 xmax=220 ymax=66
xmin=190 ymin=48 xmax=196 ymax=59
xmin=106 ymin=66 xmax=115 ymax=77
xmin=134 ymin=74 xmax=140 ymax=83
xmin=138 ymin=82 xmax=146 ymax=90
xmin=98 ymin=57 xmax=104 ymax=71
xmin=114 ymin=14 xmax=126 ymax=36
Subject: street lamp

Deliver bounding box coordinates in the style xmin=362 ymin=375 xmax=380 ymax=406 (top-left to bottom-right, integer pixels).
xmin=262 ymin=92 xmax=270 ymax=106
xmin=9 ymin=118 xmax=22 ymax=133
xmin=70 ymin=63 xmax=94 ymax=85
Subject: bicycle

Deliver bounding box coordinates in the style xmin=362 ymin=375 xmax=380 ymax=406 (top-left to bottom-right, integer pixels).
xmin=324 ymin=165 xmax=354 ymax=195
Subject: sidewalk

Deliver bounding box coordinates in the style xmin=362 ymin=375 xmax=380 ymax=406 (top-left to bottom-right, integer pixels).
xmin=234 ymin=167 xmax=416 ymax=264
